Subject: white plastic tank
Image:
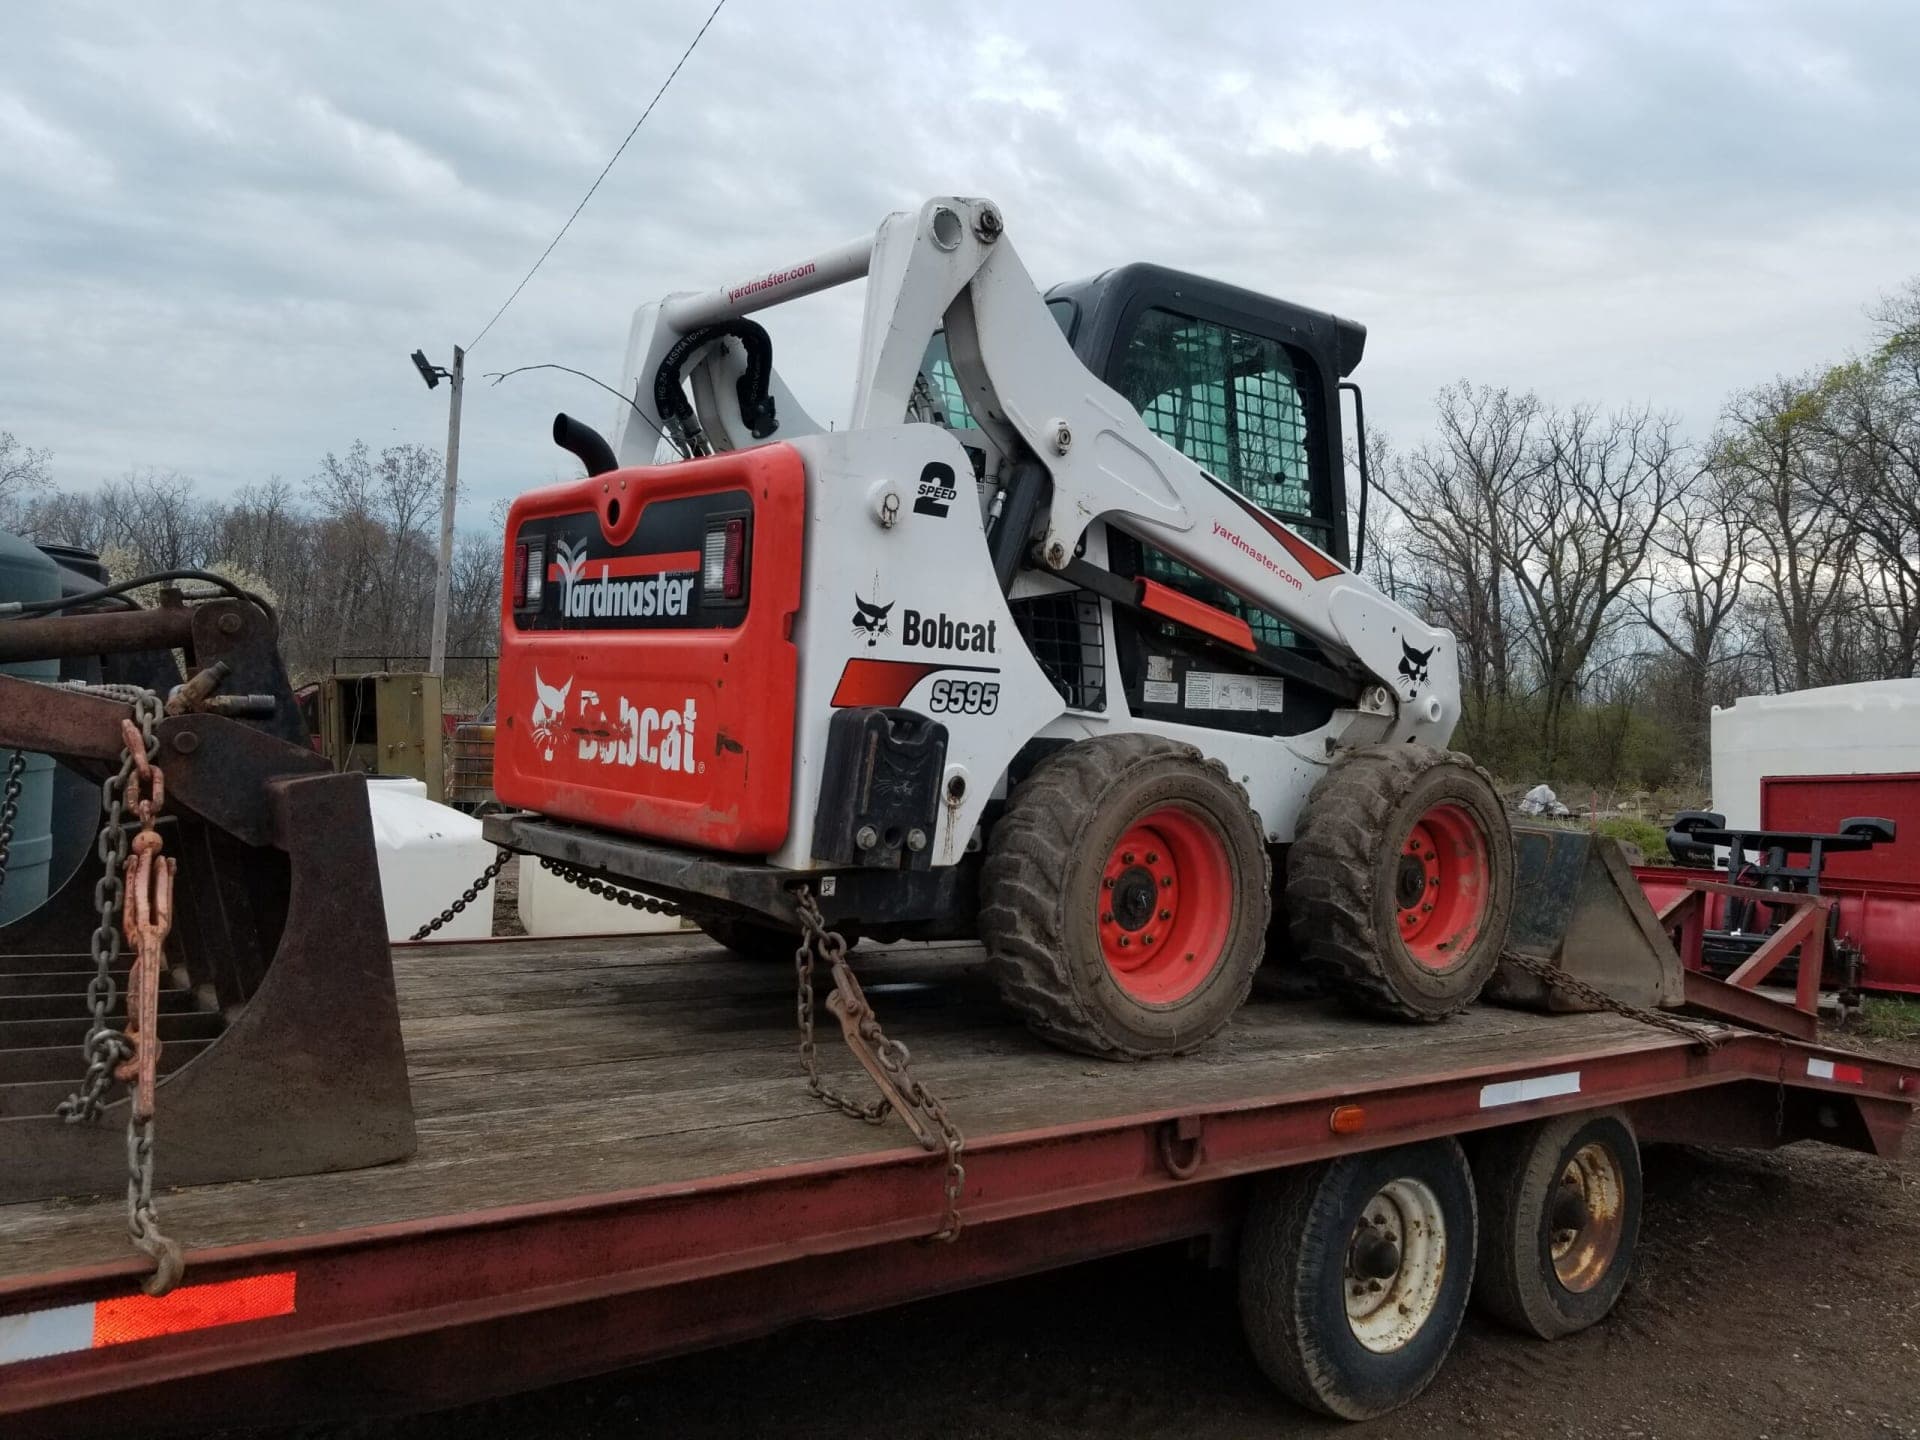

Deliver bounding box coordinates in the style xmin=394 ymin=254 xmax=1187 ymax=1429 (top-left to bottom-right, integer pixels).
xmin=518 ymin=856 xmax=692 ymax=938
xmin=1710 ymin=679 xmax=1920 ymax=829
xmin=363 ymin=777 xmax=495 ymax=942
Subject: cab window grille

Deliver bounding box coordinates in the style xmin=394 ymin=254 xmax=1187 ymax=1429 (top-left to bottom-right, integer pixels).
xmin=1117 ymin=308 xmax=1317 ymax=518
xmin=1113 ymin=307 xmax=1329 ymax=650
xmin=1010 ymin=591 xmax=1105 ymax=711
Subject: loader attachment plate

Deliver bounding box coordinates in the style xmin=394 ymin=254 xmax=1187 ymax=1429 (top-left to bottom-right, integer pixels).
xmin=0 ymin=608 xmax=415 ymax=1206
xmin=1485 ymin=825 xmax=1685 ymax=1013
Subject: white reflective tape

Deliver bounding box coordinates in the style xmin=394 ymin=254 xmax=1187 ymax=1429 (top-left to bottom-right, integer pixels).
xmin=1479 ymin=1071 xmax=1582 ymax=1109
xmin=1807 ymin=1057 xmax=1865 ymax=1084
xmin=0 ymin=1301 xmax=94 ymax=1366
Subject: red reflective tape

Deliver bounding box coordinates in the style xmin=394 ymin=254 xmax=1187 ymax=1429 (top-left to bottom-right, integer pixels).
xmin=547 ymin=550 xmax=699 ymax=582
xmin=90 ymin=1272 xmax=296 ymax=1347
xmin=828 ymin=659 xmax=993 ymax=707
xmin=1137 ymin=578 xmax=1256 ymax=652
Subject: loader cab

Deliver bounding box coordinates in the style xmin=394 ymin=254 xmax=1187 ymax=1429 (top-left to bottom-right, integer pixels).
xmin=921 ymin=264 xmax=1362 ymax=570
xmin=921 ymin=265 xmax=1365 ymax=735
xmin=1046 ymin=263 xmax=1363 ymax=566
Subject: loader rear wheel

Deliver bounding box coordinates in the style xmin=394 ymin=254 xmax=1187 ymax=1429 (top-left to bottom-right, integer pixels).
xmin=1286 ymin=743 xmax=1511 ymax=1022
xmin=979 ymin=734 xmax=1269 ymax=1058
xmin=1472 ymin=1110 xmax=1641 ymax=1339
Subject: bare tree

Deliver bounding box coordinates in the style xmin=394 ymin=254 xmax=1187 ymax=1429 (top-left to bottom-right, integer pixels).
xmin=1503 ymin=405 xmax=1685 ymax=766
xmin=94 ymin=469 xmax=218 ymax=572
xmin=1715 ymin=376 xmax=1859 ymax=691
xmin=1635 ymin=462 xmax=1749 ymax=766
xmin=1809 ymin=351 xmax=1920 ymax=679
xmin=1376 ymin=383 xmax=1542 ymax=719
xmin=0 ymin=431 xmax=54 ymax=529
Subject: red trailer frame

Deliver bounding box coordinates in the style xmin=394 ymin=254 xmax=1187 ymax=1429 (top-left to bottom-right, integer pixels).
xmin=1633 ymin=771 xmax=1920 ymax=995
xmin=2 ymin=936 xmax=1914 ymax=1437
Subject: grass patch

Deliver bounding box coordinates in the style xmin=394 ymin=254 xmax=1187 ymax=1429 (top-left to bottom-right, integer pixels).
xmin=1859 ymin=997 xmax=1920 ymax=1042
xmin=1597 ymin=815 xmax=1670 ymax=862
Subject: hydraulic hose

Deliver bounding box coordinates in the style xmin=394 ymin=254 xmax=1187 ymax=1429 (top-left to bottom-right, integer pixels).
xmin=652 ymin=319 xmax=778 ymax=447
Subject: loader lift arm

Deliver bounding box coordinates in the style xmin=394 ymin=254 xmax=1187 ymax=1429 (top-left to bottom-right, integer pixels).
xmin=612 ymin=197 xmax=1456 ymax=745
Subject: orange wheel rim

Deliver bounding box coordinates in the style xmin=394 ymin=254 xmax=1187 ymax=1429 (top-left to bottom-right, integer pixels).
xmin=1097 ymin=804 xmax=1232 ymax=1004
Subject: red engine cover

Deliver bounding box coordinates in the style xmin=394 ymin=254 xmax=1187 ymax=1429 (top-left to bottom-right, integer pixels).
xmin=494 ymin=445 xmax=805 ymax=854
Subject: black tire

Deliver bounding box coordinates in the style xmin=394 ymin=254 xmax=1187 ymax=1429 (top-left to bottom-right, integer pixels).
xmin=699 ymin=915 xmax=860 ymax=965
xmin=978 ymin=734 xmax=1270 ymax=1058
xmin=1239 ymin=1139 xmax=1478 ymax=1420
xmin=1285 ymin=742 xmax=1512 ymax=1021
xmin=1472 ymin=1109 xmax=1642 ymax=1339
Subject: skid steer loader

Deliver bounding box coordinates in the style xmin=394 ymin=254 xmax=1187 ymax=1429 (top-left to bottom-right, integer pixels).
xmin=485 ymin=195 xmax=1515 ymax=1058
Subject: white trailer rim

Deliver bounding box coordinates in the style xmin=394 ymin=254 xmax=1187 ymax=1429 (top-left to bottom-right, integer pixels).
xmin=1343 ymin=1177 xmax=1449 ymax=1353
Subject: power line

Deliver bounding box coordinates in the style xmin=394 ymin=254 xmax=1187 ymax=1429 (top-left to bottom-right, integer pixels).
xmin=466 ymin=0 xmax=730 ymax=353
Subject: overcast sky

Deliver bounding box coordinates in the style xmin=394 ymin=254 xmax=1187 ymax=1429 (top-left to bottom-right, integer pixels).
xmin=4 ymin=1 xmax=1916 ymax=524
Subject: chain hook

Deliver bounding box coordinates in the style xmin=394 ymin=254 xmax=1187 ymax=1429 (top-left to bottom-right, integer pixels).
xmin=790 ymin=884 xmax=967 ymax=1241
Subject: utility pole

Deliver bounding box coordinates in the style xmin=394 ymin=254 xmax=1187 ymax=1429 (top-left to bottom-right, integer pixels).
xmin=414 ymin=346 xmax=464 ymax=677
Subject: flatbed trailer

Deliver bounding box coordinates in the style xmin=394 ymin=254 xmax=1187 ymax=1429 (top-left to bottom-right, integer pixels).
xmin=3 ymin=930 xmax=1915 ymax=1435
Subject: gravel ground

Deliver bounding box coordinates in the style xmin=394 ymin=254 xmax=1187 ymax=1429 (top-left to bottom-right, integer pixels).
xmin=223 ymin=1027 xmax=1920 ymax=1440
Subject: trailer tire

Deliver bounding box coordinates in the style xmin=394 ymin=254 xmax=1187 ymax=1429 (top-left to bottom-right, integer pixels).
xmin=1285 ymin=743 xmax=1511 ymax=1021
xmin=1239 ymin=1138 xmax=1478 ymax=1420
xmin=1472 ymin=1109 xmax=1641 ymax=1339
xmin=979 ymin=734 xmax=1269 ymax=1058
xmin=700 ymin=916 xmax=860 ymax=965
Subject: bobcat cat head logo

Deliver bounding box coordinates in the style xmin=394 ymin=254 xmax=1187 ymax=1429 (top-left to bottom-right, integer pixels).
xmin=1398 ymin=639 xmax=1434 ymax=689
xmin=530 ymin=669 xmax=573 ymax=761
xmin=851 ymin=594 xmax=893 ymax=647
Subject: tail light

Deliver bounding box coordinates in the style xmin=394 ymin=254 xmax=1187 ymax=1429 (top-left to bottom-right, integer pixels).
xmin=512 ymin=537 xmax=546 ymax=609
xmin=702 ymin=517 xmax=747 ymax=602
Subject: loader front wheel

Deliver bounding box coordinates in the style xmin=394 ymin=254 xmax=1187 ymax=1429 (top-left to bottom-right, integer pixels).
xmin=980 ymin=735 xmax=1270 ymax=1058
xmin=1286 ymin=744 xmax=1511 ymax=1021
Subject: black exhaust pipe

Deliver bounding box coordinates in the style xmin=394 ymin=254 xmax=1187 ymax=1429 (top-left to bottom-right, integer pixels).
xmin=552 ymin=413 xmax=618 ymax=477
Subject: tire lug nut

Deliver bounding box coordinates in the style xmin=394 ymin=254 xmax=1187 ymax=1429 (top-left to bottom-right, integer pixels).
xmin=1104 ymin=877 xmax=1115 ymax=889
xmin=1160 ymin=876 xmax=1173 ymax=888
xmin=1142 ymin=934 xmax=1154 ymax=945
xmin=1145 ymin=851 xmax=1159 ymax=864
xmin=1102 ymin=912 xmax=1114 ymax=924
xmin=1118 ymin=935 xmax=1131 ymax=948
xmin=1122 ymin=851 xmax=1135 ymax=864
xmin=1159 ymin=908 xmax=1172 ymax=921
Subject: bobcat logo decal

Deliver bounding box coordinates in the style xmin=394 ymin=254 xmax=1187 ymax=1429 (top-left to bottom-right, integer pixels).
xmin=531 ymin=669 xmax=572 ymax=761
xmin=1398 ymin=639 xmax=1434 ymax=690
xmin=851 ymin=594 xmax=893 ymax=647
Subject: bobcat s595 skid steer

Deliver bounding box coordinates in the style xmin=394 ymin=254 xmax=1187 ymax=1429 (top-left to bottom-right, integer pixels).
xmin=485 ymin=195 xmax=1514 ymax=1058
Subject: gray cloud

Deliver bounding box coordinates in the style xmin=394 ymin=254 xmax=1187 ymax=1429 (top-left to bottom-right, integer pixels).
xmin=3 ymin=0 xmax=1915 ymax=522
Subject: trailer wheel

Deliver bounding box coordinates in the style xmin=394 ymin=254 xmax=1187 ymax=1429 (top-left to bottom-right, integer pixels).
xmin=1285 ymin=743 xmax=1511 ymax=1021
xmin=1472 ymin=1109 xmax=1641 ymax=1339
xmin=1239 ymin=1138 xmax=1477 ymax=1420
xmin=979 ymin=734 xmax=1269 ymax=1058
xmin=700 ymin=916 xmax=860 ymax=964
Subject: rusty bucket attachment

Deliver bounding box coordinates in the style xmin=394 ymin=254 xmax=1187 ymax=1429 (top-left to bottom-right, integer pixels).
xmin=1484 ymin=824 xmax=1685 ymax=1014
xmin=0 ymin=596 xmax=415 ymax=1205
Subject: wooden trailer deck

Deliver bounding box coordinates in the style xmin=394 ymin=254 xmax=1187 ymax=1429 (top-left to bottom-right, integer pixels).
xmin=5 ymin=931 xmax=1692 ymax=1282
xmin=6 ymin=929 xmax=1917 ymax=1437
